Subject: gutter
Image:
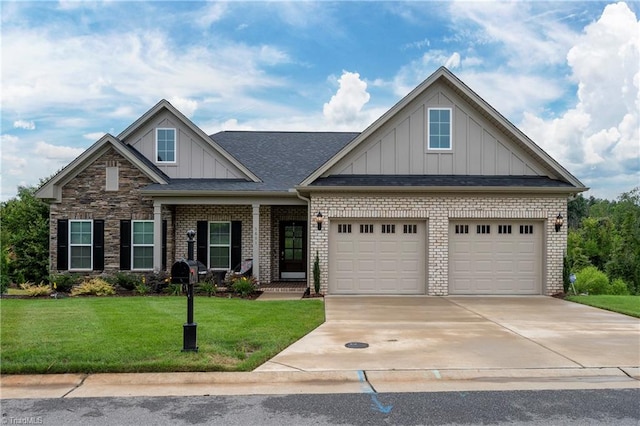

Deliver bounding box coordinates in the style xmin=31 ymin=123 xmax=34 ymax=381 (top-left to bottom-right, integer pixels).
xmin=295 ymin=185 xmax=588 ymax=194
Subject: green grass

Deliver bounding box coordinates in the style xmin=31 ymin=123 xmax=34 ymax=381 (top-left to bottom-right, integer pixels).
xmin=0 ymin=296 xmax=324 ymax=374
xmin=566 ymin=295 xmax=640 ymax=318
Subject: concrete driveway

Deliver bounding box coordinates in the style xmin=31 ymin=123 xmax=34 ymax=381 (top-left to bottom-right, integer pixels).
xmin=256 ymin=296 xmax=640 ymax=372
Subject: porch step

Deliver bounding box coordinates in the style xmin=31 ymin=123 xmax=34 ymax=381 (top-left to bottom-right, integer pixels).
xmin=259 ymin=282 xmax=307 ymax=293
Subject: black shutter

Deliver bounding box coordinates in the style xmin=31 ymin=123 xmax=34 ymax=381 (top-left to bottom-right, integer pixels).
xmin=93 ymin=220 xmax=105 ymax=271
xmin=162 ymin=220 xmax=167 ymax=270
xmin=120 ymin=220 xmax=131 ymax=270
xmin=197 ymin=221 xmax=208 ymax=266
xmin=231 ymin=220 xmax=242 ymax=269
xmin=57 ymin=219 xmax=68 ymax=271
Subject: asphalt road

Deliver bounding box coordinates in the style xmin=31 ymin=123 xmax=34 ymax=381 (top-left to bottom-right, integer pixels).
xmin=2 ymin=388 xmax=638 ymax=425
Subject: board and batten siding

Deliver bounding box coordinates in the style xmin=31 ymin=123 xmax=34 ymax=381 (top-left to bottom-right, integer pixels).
xmin=329 ymin=81 xmax=549 ymax=177
xmin=125 ymin=110 xmax=245 ymax=179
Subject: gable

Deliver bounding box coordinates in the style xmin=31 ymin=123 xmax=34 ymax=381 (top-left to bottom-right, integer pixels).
xmin=123 ymin=109 xmax=248 ymax=180
xmin=302 ymin=67 xmax=585 ymax=190
xmin=328 ymin=80 xmax=551 ymax=178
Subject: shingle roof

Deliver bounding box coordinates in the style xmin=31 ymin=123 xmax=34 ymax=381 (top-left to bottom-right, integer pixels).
xmin=310 ymin=175 xmax=575 ymax=188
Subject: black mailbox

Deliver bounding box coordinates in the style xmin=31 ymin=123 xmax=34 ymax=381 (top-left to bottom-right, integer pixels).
xmin=171 ymin=259 xmax=199 ymax=285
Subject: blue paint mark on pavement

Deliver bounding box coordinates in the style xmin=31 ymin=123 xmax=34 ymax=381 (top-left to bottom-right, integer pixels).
xmin=358 ymin=370 xmax=393 ymax=414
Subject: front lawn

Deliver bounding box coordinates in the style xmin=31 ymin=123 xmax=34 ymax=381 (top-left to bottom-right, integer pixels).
xmin=0 ymin=297 xmax=324 ymax=374
xmin=566 ymin=295 xmax=640 ymax=318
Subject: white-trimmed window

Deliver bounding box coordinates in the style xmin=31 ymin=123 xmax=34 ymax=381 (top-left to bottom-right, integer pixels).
xmin=69 ymin=220 xmax=92 ymax=270
xmin=209 ymin=222 xmax=231 ymax=270
xmin=156 ymin=128 xmax=176 ymax=163
xmin=428 ymin=108 xmax=452 ymax=150
xmin=132 ymin=221 xmax=154 ymax=270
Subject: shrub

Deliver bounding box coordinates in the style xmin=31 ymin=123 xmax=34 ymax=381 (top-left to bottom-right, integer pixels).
xmin=143 ymin=271 xmax=170 ymax=293
xmin=20 ymin=282 xmax=52 ymax=297
xmin=134 ymin=277 xmax=151 ymax=295
xmin=71 ymin=278 xmax=116 ymax=296
xmin=609 ymin=278 xmax=631 ymax=295
xmin=313 ymin=252 xmax=321 ymax=295
xmin=574 ymin=266 xmax=610 ymax=295
xmin=231 ymin=276 xmax=257 ymax=298
xmin=198 ymin=281 xmax=217 ymax=297
xmin=165 ymin=283 xmax=183 ymax=296
xmin=48 ymin=273 xmax=80 ymax=293
xmin=110 ymin=272 xmax=140 ymax=291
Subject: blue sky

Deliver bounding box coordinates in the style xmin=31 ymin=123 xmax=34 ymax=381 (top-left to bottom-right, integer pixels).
xmin=1 ymin=1 xmax=638 ymax=201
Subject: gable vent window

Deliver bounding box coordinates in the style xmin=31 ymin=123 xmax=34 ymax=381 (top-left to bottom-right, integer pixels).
xmin=477 ymin=224 xmax=491 ymax=234
xmin=105 ymin=165 xmax=119 ymax=191
xmin=520 ymin=225 xmax=534 ymax=235
xmin=403 ymin=224 xmax=417 ymax=234
xmin=156 ymin=128 xmax=176 ymax=163
xmin=455 ymin=224 xmax=469 ymax=234
xmin=338 ymin=224 xmax=352 ymax=234
xmin=498 ymin=225 xmax=512 ymax=234
xmin=360 ymin=224 xmax=374 ymax=234
xmin=428 ymin=108 xmax=452 ymax=150
xmin=381 ymin=224 xmax=396 ymax=234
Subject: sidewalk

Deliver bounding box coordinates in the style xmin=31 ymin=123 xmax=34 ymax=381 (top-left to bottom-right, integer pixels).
xmin=2 ymin=367 xmax=639 ymax=399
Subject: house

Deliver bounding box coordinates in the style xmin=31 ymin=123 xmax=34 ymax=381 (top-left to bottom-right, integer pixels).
xmin=36 ymin=67 xmax=587 ymax=295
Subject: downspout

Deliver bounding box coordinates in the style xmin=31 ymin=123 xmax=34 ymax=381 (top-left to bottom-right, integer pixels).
xmin=295 ymin=189 xmax=312 ymax=292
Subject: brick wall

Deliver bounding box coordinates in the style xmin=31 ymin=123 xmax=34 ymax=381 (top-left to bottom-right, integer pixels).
xmin=310 ymin=192 xmax=567 ymax=296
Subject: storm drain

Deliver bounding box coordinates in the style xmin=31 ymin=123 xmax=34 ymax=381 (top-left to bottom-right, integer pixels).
xmin=345 ymin=342 xmax=369 ymax=349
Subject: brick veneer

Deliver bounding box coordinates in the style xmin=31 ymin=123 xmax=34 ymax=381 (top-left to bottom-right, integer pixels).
xmin=309 ymin=192 xmax=567 ymax=296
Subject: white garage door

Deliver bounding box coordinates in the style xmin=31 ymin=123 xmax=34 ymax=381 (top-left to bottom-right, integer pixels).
xmin=329 ymin=220 xmax=426 ymax=294
xmin=449 ymin=221 xmax=542 ymax=295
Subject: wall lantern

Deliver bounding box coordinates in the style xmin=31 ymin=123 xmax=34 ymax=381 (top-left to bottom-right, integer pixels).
xmin=313 ymin=211 xmax=324 ymax=231
xmin=554 ymin=213 xmax=564 ymax=232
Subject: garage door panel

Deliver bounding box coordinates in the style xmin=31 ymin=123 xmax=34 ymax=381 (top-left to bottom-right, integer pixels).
xmin=330 ymin=220 xmax=425 ymax=294
xmin=450 ymin=221 xmax=541 ymax=295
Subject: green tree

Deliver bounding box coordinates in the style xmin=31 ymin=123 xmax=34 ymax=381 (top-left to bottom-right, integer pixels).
xmin=567 ymin=194 xmax=589 ymax=229
xmin=0 ymin=185 xmax=50 ymax=285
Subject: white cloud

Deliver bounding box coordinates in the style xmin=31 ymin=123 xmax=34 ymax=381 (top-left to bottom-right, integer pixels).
xmin=13 ymin=120 xmax=35 ymax=130
xmin=323 ymin=71 xmax=371 ymax=128
xmin=169 ymin=97 xmax=198 ymax=118
xmin=520 ymin=2 xmax=640 ymax=199
xmin=34 ymin=141 xmax=85 ymax=160
xmin=83 ymin=132 xmax=107 ymax=141
xmin=195 ymin=2 xmax=227 ymax=28
xmin=444 ymin=52 xmax=461 ymax=69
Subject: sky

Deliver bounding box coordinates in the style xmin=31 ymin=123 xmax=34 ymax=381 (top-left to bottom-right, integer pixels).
xmin=1 ymin=1 xmax=639 ymax=201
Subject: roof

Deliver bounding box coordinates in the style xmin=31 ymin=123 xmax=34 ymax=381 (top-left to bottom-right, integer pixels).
xmin=309 ymin=175 xmax=575 ymax=189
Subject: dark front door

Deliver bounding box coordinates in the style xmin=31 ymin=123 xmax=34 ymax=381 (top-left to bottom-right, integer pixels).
xmin=279 ymin=221 xmax=306 ymax=280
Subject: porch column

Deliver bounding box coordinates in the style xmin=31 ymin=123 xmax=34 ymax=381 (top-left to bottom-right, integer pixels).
xmin=153 ymin=201 xmax=163 ymax=272
xmin=252 ymin=203 xmax=260 ymax=282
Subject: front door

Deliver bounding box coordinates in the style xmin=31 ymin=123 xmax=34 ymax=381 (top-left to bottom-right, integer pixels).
xmin=279 ymin=221 xmax=306 ymax=280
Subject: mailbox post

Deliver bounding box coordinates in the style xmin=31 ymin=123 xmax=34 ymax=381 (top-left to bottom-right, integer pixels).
xmin=170 ymin=230 xmax=199 ymax=352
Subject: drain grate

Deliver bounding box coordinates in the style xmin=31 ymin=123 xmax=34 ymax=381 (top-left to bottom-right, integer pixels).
xmin=345 ymin=342 xmax=369 ymax=349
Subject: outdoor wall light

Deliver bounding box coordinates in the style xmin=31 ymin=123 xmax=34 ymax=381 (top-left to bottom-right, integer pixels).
xmin=314 ymin=211 xmax=324 ymax=231
xmin=554 ymin=213 xmax=564 ymax=232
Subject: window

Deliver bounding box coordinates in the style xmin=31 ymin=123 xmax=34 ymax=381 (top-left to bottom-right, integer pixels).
xmin=156 ymin=128 xmax=176 ymax=162
xmin=455 ymin=224 xmax=469 ymax=234
xmin=477 ymin=224 xmax=491 ymax=234
xmin=498 ymin=225 xmax=512 ymax=234
xmin=403 ymin=224 xmax=417 ymax=234
xmin=360 ymin=224 xmax=374 ymax=234
xmin=338 ymin=224 xmax=352 ymax=234
xmin=381 ymin=224 xmax=396 ymax=234
xmin=69 ymin=220 xmax=92 ymax=270
xmin=520 ymin=225 xmax=534 ymax=235
xmin=132 ymin=221 xmax=154 ymax=270
xmin=428 ymin=108 xmax=452 ymax=150
xmin=209 ymin=222 xmax=231 ymax=269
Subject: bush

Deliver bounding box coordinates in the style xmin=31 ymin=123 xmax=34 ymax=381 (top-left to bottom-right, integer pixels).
xmin=20 ymin=282 xmax=52 ymax=297
xmin=110 ymin=272 xmax=140 ymax=291
xmin=231 ymin=276 xmax=257 ymax=298
xmin=198 ymin=281 xmax=217 ymax=297
xmin=313 ymin=252 xmax=321 ymax=295
xmin=48 ymin=273 xmax=80 ymax=293
xmin=71 ymin=278 xmax=116 ymax=296
xmin=609 ymin=278 xmax=631 ymax=295
xmin=134 ymin=279 xmax=151 ymax=295
xmin=574 ymin=266 xmax=610 ymax=295
xmin=143 ymin=271 xmax=170 ymax=293
xmin=165 ymin=283 xmax=182 ymax=296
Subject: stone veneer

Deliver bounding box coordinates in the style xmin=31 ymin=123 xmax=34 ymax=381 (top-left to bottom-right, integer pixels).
xmin=50 ymin=147 xmax=173 ymax=273
xmin=309 ymin=192 xmax=567 ymax=296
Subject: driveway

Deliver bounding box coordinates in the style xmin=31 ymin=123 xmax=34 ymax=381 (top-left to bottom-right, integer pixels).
xmin=256 ymin=296 xmax=640 ymax=372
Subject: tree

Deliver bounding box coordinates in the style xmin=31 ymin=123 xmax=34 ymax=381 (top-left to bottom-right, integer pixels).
xmin=0 ymin=185 xmax=50 ymax=285
xmin=567 ymin=194 xmax=589 ymax=229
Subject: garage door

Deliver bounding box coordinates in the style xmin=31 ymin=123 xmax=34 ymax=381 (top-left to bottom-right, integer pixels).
xmin=329 ymin=220 xmax=426 ymax=294
xmin=449 ymin=221 xmax=542 ymax=295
